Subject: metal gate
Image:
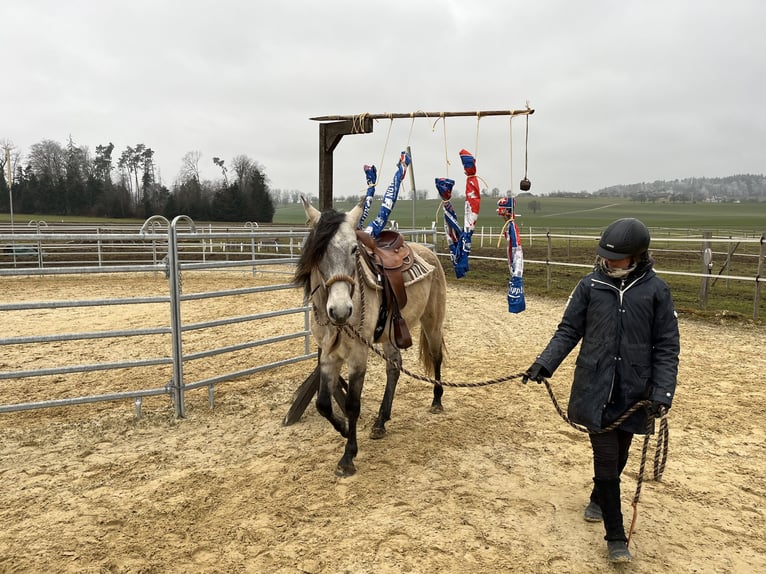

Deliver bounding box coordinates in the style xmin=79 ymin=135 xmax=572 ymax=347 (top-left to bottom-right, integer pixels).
xmin=0 ymin=216 xmax=315 ymax=418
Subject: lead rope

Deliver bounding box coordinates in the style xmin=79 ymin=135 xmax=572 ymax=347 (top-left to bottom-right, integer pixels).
xmin=627 ymin=409 xmax=669 ymax=546
xmin=343 ymin=323 xmax=670 ymax=544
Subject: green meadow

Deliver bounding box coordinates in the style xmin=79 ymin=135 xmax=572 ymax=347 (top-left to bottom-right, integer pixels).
xmin=275 ymin=196 xmax=766 ymax=236
xmin=2 ymin=197 xmax=763 ymax=321
xmin=280 ymin=196 xmax=764 ymax=321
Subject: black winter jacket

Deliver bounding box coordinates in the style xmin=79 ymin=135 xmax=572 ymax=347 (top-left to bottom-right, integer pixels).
xmin=535 ymin=262 xmax=679 ymax=434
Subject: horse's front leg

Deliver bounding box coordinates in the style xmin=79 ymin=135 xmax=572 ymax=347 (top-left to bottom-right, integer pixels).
xmin=370 ymin=346 xmax=401 ymax=440
xmin=336 ymin=364 xmax=365 ymax=477
xmin=316 ymin=358 xmax=349 ymax=438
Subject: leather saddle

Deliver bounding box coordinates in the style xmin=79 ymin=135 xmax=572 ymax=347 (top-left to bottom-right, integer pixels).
xmin=355 ymin=229 xmax=415 ymax=348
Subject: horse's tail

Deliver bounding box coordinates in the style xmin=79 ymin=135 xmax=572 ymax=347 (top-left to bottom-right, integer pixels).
xmin=418 ymin=328 xmax=446 ymax=377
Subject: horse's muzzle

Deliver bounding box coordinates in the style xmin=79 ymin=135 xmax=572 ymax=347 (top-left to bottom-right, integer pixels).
xmin=327 ymin=302 xmax=353 ymax=325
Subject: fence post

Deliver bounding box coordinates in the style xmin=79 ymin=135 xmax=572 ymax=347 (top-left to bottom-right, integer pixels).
xmin=546 ymin=229 xmax=552 ymax=291
xmin=725 ymin=237 xmax=731 ymax=288
xmin=168 ymin=215 xmax=196 ymax=418
xmin=699 ymin=231 xmax=712 ymax=309
xmin=754 ymin=234 xmax=764 ymax=320
xmin=97 ymin=228 xmax=103 ymax=267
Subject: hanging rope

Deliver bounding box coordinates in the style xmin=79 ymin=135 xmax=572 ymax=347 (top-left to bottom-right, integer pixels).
xmin=508 ymin=113 xmax=514 ymax=196
xmin=520 ymin=101 xmax=532 ymax=191
xmin=474 ymin=111 xmax=482 ymax=160
xmin=374 ymin=115 xmax=394 ymax=187
xmin=524 ymin=110 xmax=530 ymax=180
xmin=433 ymin=113 xmax=450 ymax=222
xmin=433 ymin=112 xmax=450 ymax=180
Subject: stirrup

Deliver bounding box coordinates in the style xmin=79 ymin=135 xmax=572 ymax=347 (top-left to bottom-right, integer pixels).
xmin=584 ymin=500 xmax=603 ymax=522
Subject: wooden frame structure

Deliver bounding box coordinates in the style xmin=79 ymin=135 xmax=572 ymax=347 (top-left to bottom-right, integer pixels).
xmin=283 ymin=107 xmax=535 ymax=425
xmin=310 ymin=108 xmax=534 ymax=210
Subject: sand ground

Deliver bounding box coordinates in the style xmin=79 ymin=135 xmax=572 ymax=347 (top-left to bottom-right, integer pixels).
xmin=0 ymin=271 xmax=764 ymax=573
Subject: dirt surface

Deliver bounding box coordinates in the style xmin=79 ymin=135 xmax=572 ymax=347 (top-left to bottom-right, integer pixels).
xmin=1 ymin=271 xmax=764 ymax=573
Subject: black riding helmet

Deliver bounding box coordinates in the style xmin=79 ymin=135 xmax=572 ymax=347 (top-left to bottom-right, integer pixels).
xmin=597 ymin=218 xmax=650 ymax=259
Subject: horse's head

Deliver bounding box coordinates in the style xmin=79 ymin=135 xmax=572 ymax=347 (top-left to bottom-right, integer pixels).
xmin=295 ymin=196 xmax=363 ymax=325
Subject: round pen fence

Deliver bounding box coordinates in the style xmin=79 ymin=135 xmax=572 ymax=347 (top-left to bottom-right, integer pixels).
xmin=0 ymin=216 xmax=315 ymax=418
xmin=1 ymin=217 xmax=763 ymax=420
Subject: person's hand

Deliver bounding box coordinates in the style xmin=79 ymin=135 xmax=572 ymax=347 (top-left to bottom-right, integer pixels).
xmin=522 ymin=362 xmax=549 ymax=384
xmin=646 ymin=401 xmax=669 ymax=417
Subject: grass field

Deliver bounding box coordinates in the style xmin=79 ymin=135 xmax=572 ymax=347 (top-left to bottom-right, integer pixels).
xmin=2 ymin=196 xmax=763 ymax=235
xmin=2 ymin=197 xmax=763 ymax=322
xmin=275 ymin=196 xmax=766 ymax=236
xmin=290 ymin=196 xmax=764 ymax=322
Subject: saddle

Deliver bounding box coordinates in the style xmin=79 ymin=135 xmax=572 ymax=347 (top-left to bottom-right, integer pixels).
xmin=355 ymin=229 xmax=414 ymax=348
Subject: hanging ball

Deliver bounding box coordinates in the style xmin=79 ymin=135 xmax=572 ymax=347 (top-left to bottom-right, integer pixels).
xmin=519 ymin=178 xmax=531 ymax=192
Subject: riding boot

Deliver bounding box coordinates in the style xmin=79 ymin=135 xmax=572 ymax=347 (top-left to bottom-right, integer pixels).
xmin=584 ymin=480 xmax=603 ymax=522
xmin=594 ymin=477 xmax=632 ymax=563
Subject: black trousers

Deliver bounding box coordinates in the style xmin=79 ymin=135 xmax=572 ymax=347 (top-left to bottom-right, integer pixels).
xmin=589 ymin=428 xmax=634 ymax=480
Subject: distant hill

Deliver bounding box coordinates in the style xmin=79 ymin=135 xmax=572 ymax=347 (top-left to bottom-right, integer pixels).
xmin=545 ymin=174 xmax=766 ymax=203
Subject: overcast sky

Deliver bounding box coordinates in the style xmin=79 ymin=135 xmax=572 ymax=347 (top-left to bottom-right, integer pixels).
xmin=3 ymin=0 xmax=764 ymax=200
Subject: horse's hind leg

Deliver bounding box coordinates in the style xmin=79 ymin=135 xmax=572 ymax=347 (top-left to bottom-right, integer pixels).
xmin=370 ymin=346 xmax=401 ymax=440
xmin=421 ymin=327 xmax=445 ymax=414
xmin=430 ymin=369 xmax=444 ymax=414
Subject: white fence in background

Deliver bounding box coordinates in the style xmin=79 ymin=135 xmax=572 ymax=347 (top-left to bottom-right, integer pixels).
xmin=0 ymin=218 xmax=763 ymax=420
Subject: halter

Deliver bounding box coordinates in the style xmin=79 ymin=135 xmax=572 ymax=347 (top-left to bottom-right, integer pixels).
xmin=323 ymin=273 xmax=356 ymax=298
xmin=309 ymin=246 xmax=366 ymax=330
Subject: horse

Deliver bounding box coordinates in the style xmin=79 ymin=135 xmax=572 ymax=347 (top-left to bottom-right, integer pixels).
xmin=293 ymin=196 xmax=447 ymax=476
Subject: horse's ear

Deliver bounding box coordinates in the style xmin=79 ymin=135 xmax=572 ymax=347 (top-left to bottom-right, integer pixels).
xmin=347 ymin=199 xmax=363 ymax=229
xmin=300 ymin=194 xmax=321 ymax=227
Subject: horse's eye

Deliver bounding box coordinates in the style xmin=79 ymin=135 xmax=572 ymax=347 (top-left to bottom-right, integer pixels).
xmin=351 ymin=245 xmax=357 ymax=255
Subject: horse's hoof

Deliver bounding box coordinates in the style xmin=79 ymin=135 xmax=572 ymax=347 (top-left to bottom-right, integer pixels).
xmin=369 ymin=427 xmax=386 ymax=440
xmin=429 ymin=404 xmax=444 ymax=414
xmin=335 ymin=463 xmax=356 ymax=477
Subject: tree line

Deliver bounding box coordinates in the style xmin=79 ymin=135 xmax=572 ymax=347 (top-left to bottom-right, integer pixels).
xmin=0 ymin=137 xmax=275 ymax=222
xmin=545 ymin=174 xmax=766 ymax=203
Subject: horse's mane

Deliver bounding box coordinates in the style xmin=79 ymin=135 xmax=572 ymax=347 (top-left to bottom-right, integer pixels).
xmin=293 ymin=209 xmax=348 ymax=298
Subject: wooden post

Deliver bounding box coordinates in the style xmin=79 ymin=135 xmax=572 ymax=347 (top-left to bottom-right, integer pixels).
xmin=546 ymin=229 xmax=552 ymax=291
xmin=699 ymin=232 xmax=713 ymax=309
xmin=754 ymin=234 xmax=764 ymax=320
xmin=726 ymin=238 xmax=732 ymax=288
xmin=317 ymin=117 xmax=373 ymax=210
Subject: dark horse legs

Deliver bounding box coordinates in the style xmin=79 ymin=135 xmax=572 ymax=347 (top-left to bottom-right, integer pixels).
xmin=370 ymin=349 xmax=401 ymax=440
xmin=370 ymin=348 xmax=444 ymax=440
xmin=316 ymin=363 xmax=365 ymax=477
xmin=430 ymin=361 xmax=444 ymax=413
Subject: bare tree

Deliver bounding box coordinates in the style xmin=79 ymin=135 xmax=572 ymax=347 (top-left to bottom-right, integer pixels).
xmin=180 ymin=150 xmax=202 ymax=183
xmin=28 ymin=139 xmax=65 ymax=183
xmin=1 ymin=139 xmax=19 ymax=186
xmin=230 ymin=154 xmax=253 ymax=193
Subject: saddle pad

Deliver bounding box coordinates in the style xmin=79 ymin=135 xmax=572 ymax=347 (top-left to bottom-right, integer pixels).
xmin=359 ymin=249 xmax=435 ymax=291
